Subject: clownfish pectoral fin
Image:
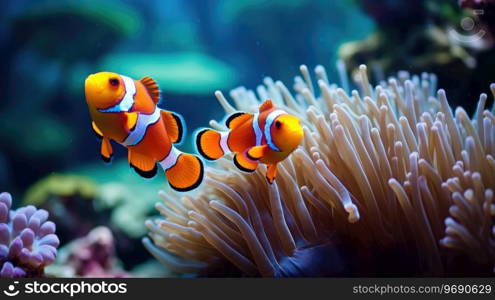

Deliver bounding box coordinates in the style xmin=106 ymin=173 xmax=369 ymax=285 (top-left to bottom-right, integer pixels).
xmin=92 ymin=122 xmax=103 ymax=140
xmin=161 ymin=110 xmax=184 ymax=144
xmin=124 ymin=112 xmax=138 ymax=132
xmin=259 ymin=99 xmax=274 ymax=112
xmin=140 ymin=76 xmax=160 ymax=104
xmin=164 ymin=151 xmax=204 ymax=192
xmin=100 ymin=138 xmax=113 ymax=163
xmin=195 ymin=129 xmax=227 ymax=160
xmin=225 ymin=112 xmax=252 ymax=129
xmin=233 ymin=151 xmax=258 ymax=173
xmin=128 ymin=149 xmax=157 ymax=178
xmin=247 ymin=144 xmax=269 ymax=160
xmin=266 ymin=163 xmax=278 ymax=184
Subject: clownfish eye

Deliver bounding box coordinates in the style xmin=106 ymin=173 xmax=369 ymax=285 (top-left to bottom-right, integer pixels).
xmin=109 ymin=78 xmax=119 ymax=86
xmin=275 ymin=120 xmax=282 ymax=129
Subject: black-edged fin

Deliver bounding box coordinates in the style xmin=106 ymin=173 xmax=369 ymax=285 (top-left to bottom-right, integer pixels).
xmin=247 ymin=145 xmax=269 ymax=160
xmin=101 ymin=155 xmax=112 ymax=163
xmin=140 ymin=76 xmax=160 ymax=104
xmin=233 ymin=152 xmax=258 ymax=173
xmin=131 ymin=163 xmax=158 ymax=178
xmin=266 ymin=163 xmax=277 ymax=184
xmin=128 ymin=149 xmax=157 ymax=178
xmin=161 ymin=110 xmax=184 ymax=144
xmin=92 ymin=122 xmax=103 ymax=140
xmin=165 ymin=153 xmax=204 ymax=192
xmin=259 ymin=99 xmax=274 ymax=112
xmin=100 ymin=138 xmax=113 ymax=164
xmin=195 ymin=129 xmax=224 ymax=160
xmin=225 ymin=112 xmax=252 ymax=129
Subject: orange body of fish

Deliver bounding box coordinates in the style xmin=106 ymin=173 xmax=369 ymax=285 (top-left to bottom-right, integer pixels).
xmin=196 ymin=100 xmax=303 ymax=183
xmin=84 ymin=72 xmax=203 ymax=192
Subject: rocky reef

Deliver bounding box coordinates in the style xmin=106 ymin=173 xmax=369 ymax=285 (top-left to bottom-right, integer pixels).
xmin=46 ymin=226 xmax=128 ymax=278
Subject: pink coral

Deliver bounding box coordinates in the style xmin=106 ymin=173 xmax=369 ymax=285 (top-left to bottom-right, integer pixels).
xmin=59 ymin=226 xmax=128 ymax=277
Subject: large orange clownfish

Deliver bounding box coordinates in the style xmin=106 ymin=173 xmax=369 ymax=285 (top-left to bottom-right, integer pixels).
xmin=84 ymin=72 xmax=203 ymax=191
xmin=196 ymin=100 xmax=303 ymax=183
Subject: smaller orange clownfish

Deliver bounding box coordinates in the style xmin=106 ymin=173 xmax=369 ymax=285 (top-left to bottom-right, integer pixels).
xmin=85 ymin=72 xmax=204 ymax=191
xmin=196 ymin=100 xmax=303 ymax=183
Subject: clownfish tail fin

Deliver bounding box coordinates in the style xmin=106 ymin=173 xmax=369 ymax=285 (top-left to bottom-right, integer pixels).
xmin=195 ymin=128 xmax=230 ymax=161
xmin=161 ymin=147 xmax=204 ymax=192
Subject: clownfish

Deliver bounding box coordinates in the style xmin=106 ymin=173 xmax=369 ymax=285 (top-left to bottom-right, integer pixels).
xmin=196 ymin=100 xmax=303 ymax=183
xmin=84 ymin=72 xmax=204 ymax=192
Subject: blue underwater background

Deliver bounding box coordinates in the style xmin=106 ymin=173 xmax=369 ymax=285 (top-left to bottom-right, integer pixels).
xmin=1 ymin=0 xmax=495 ymax=277
xmin=1 ymin=0 xmax=375 ymax=197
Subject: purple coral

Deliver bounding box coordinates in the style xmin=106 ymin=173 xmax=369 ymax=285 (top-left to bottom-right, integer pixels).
xmin=0 ymin=192 xmax=59 ymax=277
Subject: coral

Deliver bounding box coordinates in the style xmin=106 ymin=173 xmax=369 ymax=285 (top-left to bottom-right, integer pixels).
xmin=24 ymin=174 xmax=97 ymax=207
xmin=144 ymin=63 xmax=495 ymax=277
xmin=0 ymin=192 xmax=59 ymax=278
xmin=47 ymin=226 xmax=128 ymax=278
xmin=75 ymin=161 xmax=164 ymax=239
xmin=23 ymin=171 xmax=156 ymax=270
xmin=23 ymin=173 xmax=103 ymax=242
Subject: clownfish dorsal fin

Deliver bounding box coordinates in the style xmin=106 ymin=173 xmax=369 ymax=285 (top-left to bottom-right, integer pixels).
xmin=225 ymin=112 xmax=252 ymax=129
xmin=160 ymin=110 xmax=184 ymax=144
xmin=259 ymin=99 xmax=274 ymax=112
xmin=140 ymin=76 xmax=161 ymax=104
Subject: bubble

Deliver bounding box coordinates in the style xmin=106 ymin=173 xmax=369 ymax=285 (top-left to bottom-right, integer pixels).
xmin=461 ymin=17 xmax=475 ymax=31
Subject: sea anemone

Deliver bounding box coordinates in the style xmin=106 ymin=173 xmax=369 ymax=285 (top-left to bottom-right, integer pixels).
xmin=0 ymin=192 xmax=59 ymax=277
xmin=144 ymin=63 xmax=495 ymax=277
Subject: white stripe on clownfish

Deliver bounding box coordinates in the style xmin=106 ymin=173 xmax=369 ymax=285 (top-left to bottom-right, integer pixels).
xmin=159 ymin=146 xmax=181 ymax=170
xmin=252 ymin=113 xmax=263 ymax=147
xmin=264 ymin=109 xmax=287 ymax=152
xmin=219 ymin=131 xmax=230 ymax=154
xmin=121 ymin=107 xmax=161 ymax=147
xmin=98 ymin=75 xmax=136 ymax=113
